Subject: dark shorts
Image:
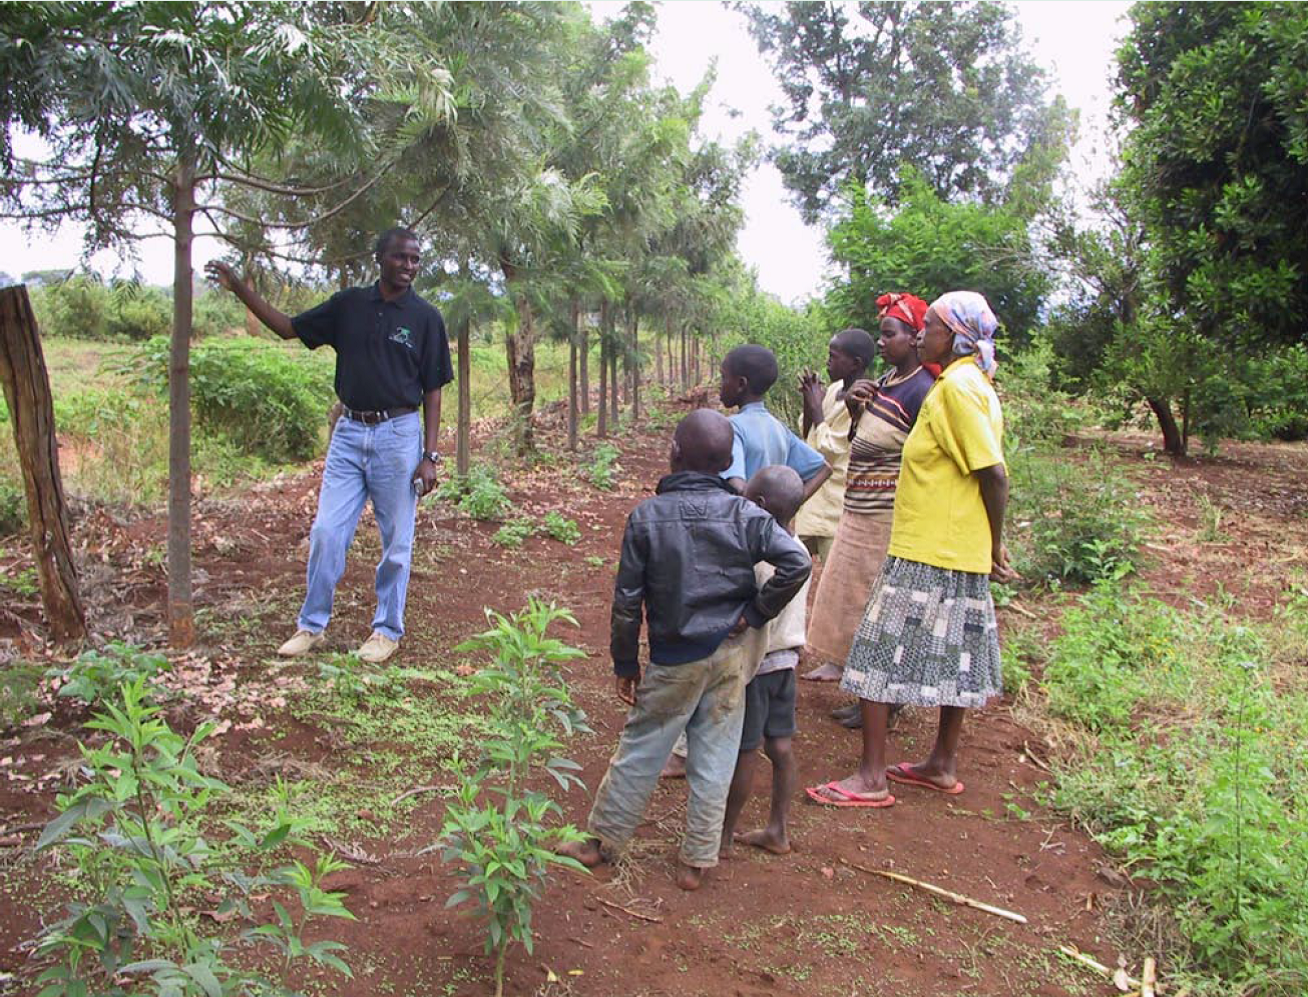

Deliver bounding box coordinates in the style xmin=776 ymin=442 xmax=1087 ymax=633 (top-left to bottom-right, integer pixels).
xmin=740 ymin=669 xmax=797 ymax=752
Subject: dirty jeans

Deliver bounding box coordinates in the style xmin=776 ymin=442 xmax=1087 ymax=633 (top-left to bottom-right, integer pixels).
xmin=297 ymin=411 xmax=422 ymax=641
xmin=588 ymin=636 xmax=749 ymax=868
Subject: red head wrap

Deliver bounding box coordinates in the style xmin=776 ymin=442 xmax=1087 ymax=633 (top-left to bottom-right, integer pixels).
xmin=876 ymin=292 xmax=929 ymax=332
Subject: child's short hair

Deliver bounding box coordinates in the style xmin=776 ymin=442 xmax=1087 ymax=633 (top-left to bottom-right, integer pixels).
xmin=744 ymin=466 xmax=805 ymax=525
xmin=723 ymin=345 xmax=779 ymax=395
xmin=832 ymin=328 xmax=876 ymax=368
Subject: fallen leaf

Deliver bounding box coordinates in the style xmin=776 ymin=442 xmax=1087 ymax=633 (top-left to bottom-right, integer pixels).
xmin=21 ymin=712 xmax=51 ymax=728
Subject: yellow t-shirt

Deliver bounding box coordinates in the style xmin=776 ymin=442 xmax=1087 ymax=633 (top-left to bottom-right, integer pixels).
xmin=887 ymin=358 xmax=1004 ymax=574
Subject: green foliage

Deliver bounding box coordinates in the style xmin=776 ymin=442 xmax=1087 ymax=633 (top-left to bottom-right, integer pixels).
xmin=438 ymin=464 xmax=512 ymax=521
xmin=34 ymin=678 xmax=355 ymax=996
xmin=0 ymin=661 xmax=44 ymax=729
xmin=826 ymin=170 xmax=1052 ymax=345
xmin=120 ymin=336 xmax=334 ymax=462
xmin=48 ymin=642 xmax=172 ymax=708
xmin=492 ymin=518 xmax=535 ymax=549
xmin=739 ymin=0 xmax=1059 ymax=221
xmin=540 ymin=511 xmax=581 ymax=546
xmin=1117 ymin=2 xmax=1308 ymax=354
xmin=583 ymin=443 xmax=622 ymax=491
xmin=28 ymin=276 xmax=172 ymax=341
xmin=441 ymin=600 xmax=591 ymax=997
xmin=0 ymin=474 xmax=21 ymax=536
xmin=1007 ymin=448 xmax=1145 ymax=586
xmin=1043 ymin=582 xmax=1308 ymax=993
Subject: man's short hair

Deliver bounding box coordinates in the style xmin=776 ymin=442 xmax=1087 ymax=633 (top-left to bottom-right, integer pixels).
xmin=375 ymin=227 xmax=420 ymax=258
xmin=723 ymin=345 xmax=779 ymax=395
xmin=833 ymin=327 xmax=877 ymax=368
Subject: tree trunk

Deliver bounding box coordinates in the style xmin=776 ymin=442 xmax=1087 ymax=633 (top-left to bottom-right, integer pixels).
xmin=579 ymin=323 xmax=590 ymax=416
xmin=685 ymin=324 xmax=695 ymax=389
xmin=692 ymin=331 xmax=700 ymax=386
xmin=597 ymin=316 xmax=608 ymax=439
xmin=1146 ymin=396 xmax=1185 ymax=456
xmin=456 ymin=311 xmax=471 ymax=476
xmin=499 ymin=257 xmax=536 ymax=454
xmin=609 ymin=336 xmax=619 ymax=427
xmin=568 ymin=298 xmax=579 ymax=452
xmin=654 ymin=318 xmax=665 ymax=386
xmin=630 ymin=310 xmax=641 ymax=421
xmin=168 ymin=161 xmax=196 ymax=648
xmin=0 ymin=285 xmax=86 ymax=645
xmin=666 ymin=317 xmax=675 ymax=387
xmin=505 ymin=295 xmax=536 ymax=454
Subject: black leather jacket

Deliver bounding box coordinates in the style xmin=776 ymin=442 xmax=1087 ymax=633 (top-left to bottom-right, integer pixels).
xmin=610 ymin=471 xmax=812 ymax=677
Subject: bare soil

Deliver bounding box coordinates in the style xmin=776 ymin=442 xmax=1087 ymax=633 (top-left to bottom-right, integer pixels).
xmin=1 ymin=404 xmax=1305 ymax=997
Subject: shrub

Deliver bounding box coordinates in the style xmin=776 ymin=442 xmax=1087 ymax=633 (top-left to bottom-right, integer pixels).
xmin=492 ymin=518 xmax=534 ymax=548
xmin=192 ymin=289 xmax=247 ymax=339
xmin=438 ymin=464 xmax=511 ymax=520
xmin=120 ymin=336 xmax=334 ymax=462
xmin=0 ymin=476 xmax=24 ymax=535
xmin=584 ymin=443 xmax=621 ymax=490
xmin=30 ymin=276 xmax=171 ymax=341
xmin=540 ymin=511 xmax=581 ymax=546
xmin=1007 ymin=446 xmax=1145 ymax=585
xmin=441 ymin=601 xmax=590 ymax=997
xmin=48 ymin=642 xmax=172 ymax=707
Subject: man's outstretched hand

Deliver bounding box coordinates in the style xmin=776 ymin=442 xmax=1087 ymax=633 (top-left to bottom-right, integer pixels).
xmin=204 ymin=260 xmax=239 ymax=292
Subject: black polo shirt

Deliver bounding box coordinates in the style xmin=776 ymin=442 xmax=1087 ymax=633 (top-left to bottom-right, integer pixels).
xmin=291 ymin=282 xmax=453 ymax=411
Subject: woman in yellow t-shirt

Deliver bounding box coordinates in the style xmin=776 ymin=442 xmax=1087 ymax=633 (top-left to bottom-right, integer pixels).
xmin=807 ymin=291 xmax=1017 ymax=808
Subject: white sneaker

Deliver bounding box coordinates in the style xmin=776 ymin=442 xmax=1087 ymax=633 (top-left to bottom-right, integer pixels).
xmin=356 ymin=631 xmax=399 ymax=664
xmin=277 ymin=629 xmax=325 ymax=657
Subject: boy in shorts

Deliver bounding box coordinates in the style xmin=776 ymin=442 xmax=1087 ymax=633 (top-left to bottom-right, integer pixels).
xmin=721 ymin=465 xmax=810 ymax=857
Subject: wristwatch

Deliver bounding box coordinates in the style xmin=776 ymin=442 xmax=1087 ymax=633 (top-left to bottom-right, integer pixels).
xmin=422 ymin=450 xmax=440 ymax=463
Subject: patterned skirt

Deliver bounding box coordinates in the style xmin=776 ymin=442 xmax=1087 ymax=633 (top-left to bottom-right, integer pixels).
xmin=840 ymin=556 xmax=1002 ymax=709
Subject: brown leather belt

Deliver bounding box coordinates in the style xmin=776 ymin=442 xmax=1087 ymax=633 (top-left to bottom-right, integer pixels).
xmin=341 ymin=405 xmax=418 ymax=425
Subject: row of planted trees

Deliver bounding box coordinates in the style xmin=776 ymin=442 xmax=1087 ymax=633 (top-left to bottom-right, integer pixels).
xmin=0 ymin=1 xmax=761 ymax=647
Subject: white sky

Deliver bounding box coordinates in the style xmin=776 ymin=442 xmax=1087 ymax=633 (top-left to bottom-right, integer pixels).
xmin=0 ymin=1 xmax=1132 ymax=304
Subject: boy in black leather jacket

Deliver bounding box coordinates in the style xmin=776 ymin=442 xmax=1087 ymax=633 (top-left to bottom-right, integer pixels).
xmin=559 ymin=409 xmax=811 ymax=890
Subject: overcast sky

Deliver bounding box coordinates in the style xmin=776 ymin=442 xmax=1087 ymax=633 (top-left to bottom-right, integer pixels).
xmin=0 ymin=1 xmax=1132 ymax=303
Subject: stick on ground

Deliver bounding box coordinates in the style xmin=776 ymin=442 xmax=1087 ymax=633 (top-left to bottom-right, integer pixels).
xmin=842 ymin=860 xmax=1028 ymax=924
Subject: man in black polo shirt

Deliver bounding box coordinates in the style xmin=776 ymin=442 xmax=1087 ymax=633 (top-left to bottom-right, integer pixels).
xmin=206 ymin=227 xmax=453 ymax=663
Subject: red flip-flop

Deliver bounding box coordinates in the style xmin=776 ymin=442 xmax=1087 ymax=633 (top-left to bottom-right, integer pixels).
xmin=885 ymin=764 xmax=964 ymax=795
xmin=804 ymin=781 xmax=896 ymax=808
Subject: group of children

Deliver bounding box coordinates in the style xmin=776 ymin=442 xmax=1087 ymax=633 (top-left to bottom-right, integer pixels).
xmin=562 ymin=345 xmax=833 ymax=890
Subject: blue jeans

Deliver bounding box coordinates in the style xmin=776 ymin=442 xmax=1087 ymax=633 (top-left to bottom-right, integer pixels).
xmin=297 ymin=412 xmax=421 ymax=641
xmin=588 ymin=635 xmax=750 ymax=868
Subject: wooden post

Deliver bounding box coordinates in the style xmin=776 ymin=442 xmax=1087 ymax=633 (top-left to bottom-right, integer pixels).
xmin=0 ymin=285 xmax=87 ymax=644
xmin=168 ymin=160 xmax=196 ymax=648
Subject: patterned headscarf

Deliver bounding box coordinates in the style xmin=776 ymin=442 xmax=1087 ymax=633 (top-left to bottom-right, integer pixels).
xmin=876 ymin=292 xmax=929 ymax=332
xmin=929 ymin=291 xmax=1000 ymax=378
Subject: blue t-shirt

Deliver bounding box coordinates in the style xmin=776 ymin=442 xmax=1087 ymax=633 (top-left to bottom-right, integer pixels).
xmin=723 ymin=402 xmax=827 ymax=483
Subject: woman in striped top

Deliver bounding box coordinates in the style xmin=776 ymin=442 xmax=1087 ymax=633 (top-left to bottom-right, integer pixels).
xmin=802 ymin=294 xmax=935 ymax=690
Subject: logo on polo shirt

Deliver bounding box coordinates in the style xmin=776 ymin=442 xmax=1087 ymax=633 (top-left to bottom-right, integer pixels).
xmin=389 ymin=326 xmax=415 ymax=350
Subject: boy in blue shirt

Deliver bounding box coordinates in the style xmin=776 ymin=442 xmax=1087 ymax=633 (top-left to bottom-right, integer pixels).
xmin=719 ymin=344 xmax=831 ymax=499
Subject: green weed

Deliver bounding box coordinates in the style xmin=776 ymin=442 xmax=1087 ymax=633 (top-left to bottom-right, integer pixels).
xmin=583 ymin=443 xmax=620 ymax=490
xmin=438 ymin=464 xmax=511 ymax=521
xmin=49 ymin=641 xmax=173 ymax=708
xmin=540 ymin=511 xmax=581 ymax=546
xmin=492 ymin=518 xmax=534 ymax=548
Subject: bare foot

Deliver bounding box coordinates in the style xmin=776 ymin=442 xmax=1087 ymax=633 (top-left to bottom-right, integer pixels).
xmin=805 ymin=775 xmax=890 ymax=805
xmin=557 ymin=838 xmax=606 ymax=868
xmin=660 ymin=754 xmax=687 ymax=779
xmin=802 ymin=662 xmax=844 ymax=682
xmin=675 ymin=860 xmax=705 ymax=891
xmin=735 ymin=828 xmax=791 ymax=855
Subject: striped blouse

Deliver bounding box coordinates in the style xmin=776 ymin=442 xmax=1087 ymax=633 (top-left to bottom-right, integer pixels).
xmin=843 ymin=366 xmax=935 ymax=517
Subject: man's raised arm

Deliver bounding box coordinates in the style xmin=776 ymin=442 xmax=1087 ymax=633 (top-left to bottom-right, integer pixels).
xmin=205 ymin=261 xmax=295 ymax=340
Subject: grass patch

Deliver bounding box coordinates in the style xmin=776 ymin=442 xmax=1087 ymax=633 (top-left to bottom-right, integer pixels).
xmin=1039 ymin=577 xmax=1308 ymax=994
